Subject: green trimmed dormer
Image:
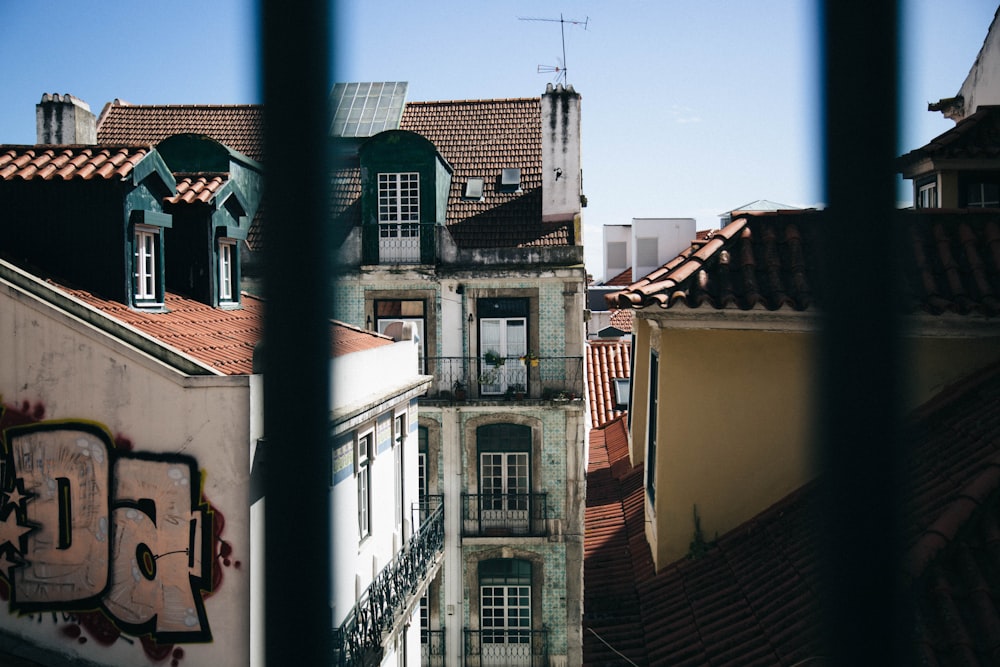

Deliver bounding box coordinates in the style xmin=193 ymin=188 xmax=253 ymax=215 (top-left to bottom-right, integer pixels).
xmin=157 ymin=135 xmax=262 ymax=307
xmin=359 ymin=130 xmax=452 ymax=264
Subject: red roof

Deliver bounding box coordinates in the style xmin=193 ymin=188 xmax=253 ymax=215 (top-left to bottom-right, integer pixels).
xmin=584 ymin=363 xmax=1000 ymax=665
xmin=56 ymin=285 xmax=263 ymax=375
xmin=331 ymin=320 xmax=393 ymax=357
xmin=898 ymin=105 xmax=1000 ymax=169
xmin=167 ymin=173 xmax=228 ymax=205
xmin=585 ymin=340 xmax=631 ymax=428
xmin=0 ymin=145 xmax=151 ymax=181
xmin=608 ymin=309 xmax=633 ymax=332
xmin=96 ymin=101 xmax=264 ymax=162
xmin=602 ymin=267 xmax=633 ymax=286
xmin=611 ymin=209 xmax=1000 ymax=317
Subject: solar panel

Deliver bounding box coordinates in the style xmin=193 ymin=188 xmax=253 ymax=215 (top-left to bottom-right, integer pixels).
xmin=329 ymin=82 xmax=408 ymax=138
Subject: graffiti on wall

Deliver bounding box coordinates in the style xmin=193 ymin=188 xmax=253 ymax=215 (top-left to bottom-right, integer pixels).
xmin=0 ymin=402 xmax=236 ymax=663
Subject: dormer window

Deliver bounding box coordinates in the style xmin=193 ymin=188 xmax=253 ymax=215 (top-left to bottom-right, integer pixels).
xmin=917 ymin=181 xmax=938 ymax=209
xmin=134 ymin=226 xmax=158 ymax=301
xmin=378 ymin=172 xmax=421 ymax=262
xmin=219 ymin=238 xmax=238 ymax=303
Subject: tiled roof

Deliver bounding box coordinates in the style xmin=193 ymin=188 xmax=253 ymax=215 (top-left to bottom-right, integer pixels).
xmin=96 ymin=101 xmax=264 ymax=162
xmin=608 ymin=309 xmax=633 ymax=332
xmin=603 ymin=267 xmax=633 ymax=286
xmin=898 ymin=105 xmax=1000 ymax=168
xmin=0 ymin=145 xmax=150 ymax=181
xmin=611 ymin=209 xmax=1000 ymax=317
xmin=331 ymin=320 xmax=393 ymax=357
xmin=401 ymin=98 xmax=572 ymax=248
xmin=166 ymin=173 xmax=228 ymax=205
xmin=585 ymin=340 xmax=631 ymax=428
xmin=583 ymin=362 xmax=1000 ymax=665
xmin=54 ymin=284 xmax=263 ymax=375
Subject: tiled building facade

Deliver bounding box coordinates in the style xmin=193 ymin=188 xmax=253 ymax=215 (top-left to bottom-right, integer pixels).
xmin=332 ymin=83 xmax=588 ymax=666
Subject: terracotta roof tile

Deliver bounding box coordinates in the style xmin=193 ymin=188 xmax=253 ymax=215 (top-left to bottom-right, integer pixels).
xmin=166 ymin=173 xmax=229 ymax=205
xmin=0 ymin=145 xmax=150 ymax=181
xmin=608 ymin=309 xmax=633 ymax=332
xmin=602 ymin=267 xmax=633 ymax=286
xmin=584 ymin=362 xmax=1000 ymax=665
xmin=54 ymin=285 xmax=263 ymax=375
xmin=331 ymin=320 xmax=394 ymax=357
xmin=96 ymin=101 xmax=264 ymax=161
xmin=611 ymin=210 xmax=1000 ymax=317
xmin=898 ymin=105 xmax=1000 ymax=169
xmin=585 ymin=340 xmax=631 ymax=428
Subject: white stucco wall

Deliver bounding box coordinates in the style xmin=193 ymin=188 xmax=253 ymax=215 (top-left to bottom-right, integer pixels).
xmin=0 ymin=271 xmax=253 ymax=665
xmin=955 ymin=11 xmax=1000 ymax=118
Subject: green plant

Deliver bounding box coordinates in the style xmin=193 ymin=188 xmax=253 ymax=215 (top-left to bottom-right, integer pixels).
xmin=483 ymin=350 xmax=504 ymax=366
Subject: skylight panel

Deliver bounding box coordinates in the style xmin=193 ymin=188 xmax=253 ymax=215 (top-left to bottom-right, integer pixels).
xmin=500 ymin=168 xmax=522 ymax=191
xmin=464 ymin=177 xmax=484 ymax=200
xmin=329 ymin=82 xmax=408 ymax=137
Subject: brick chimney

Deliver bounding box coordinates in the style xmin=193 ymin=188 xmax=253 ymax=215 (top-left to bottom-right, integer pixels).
xmin=541 ymin=83 xmax=582 ymax=225
xmin=36 ymin=93 xmax=97 ymax=145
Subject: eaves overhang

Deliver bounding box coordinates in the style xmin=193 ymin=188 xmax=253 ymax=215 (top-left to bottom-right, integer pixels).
xmin=330 ymin=374 xmax=433 ymax=434
xmin=635 ymin=305 xmax=822 ymax=333
xmin=1 ymin=258 xmax=220 ymax=377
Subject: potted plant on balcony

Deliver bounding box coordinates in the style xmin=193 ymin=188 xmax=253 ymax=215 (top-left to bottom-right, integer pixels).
xmin=483 ymin=350 xmax=505 ymax=366
xmin=508 ymin=383 xmax=526 ymax=400
xmin=452 ymin=380 xmax=467 ymax=400
xmin=519 ymin=351 xmax=540 ymax=367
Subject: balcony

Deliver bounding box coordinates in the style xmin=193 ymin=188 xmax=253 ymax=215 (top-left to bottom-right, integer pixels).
xmin=331 ymin=496 xmax=444 ymax=666
xmin=462 ymin=493 xmax=548 ymax=537
xmin=423 ymin=356 xmax=584 ymax=401
xmin=421 ymin=628 xmax=445 ymax=667
xmin=363 ymin=222 xmax=436 ymax=265
xmin=464 ymin=628 xmax=549 ymax=667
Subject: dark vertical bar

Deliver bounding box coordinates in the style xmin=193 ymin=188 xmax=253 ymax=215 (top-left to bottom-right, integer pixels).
xmin=820 ymin=1 xmax=909 ymax=664
xmin=261 ymin=0 xmax=333 ymax=663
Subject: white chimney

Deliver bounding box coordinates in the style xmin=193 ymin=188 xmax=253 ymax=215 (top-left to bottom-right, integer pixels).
xmin=36 ymin=93 xmax=97 ymax=145
xmin=541 ymin=84 xmax=582 ymax=224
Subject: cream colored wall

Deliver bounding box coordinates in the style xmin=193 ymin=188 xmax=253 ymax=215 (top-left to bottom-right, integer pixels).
xmin=906 ymin=335 xmax=1000 ymax=407
xmin=1 ymin=278 xmax=252 ymax=666
xmin=632 ymin=314 xmax=1000 ymax=571
xmin=647 ymin=326 xmax=816 ymax=568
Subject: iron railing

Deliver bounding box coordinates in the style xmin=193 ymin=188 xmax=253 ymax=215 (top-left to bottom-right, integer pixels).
xmin=461 ymin=493 xmax=548 ymax=537
xmin=363 ymin=222 xmax=436 ymax=264
xmin=464 ymin=628 xmax=549 ymax=667
xmin=424 ymin=356 xmax=584 ymax=400
xmin=420 ymin=628 xmax=445 ymax=667
xmin=331 ymin=496 xmax=445 ymax=666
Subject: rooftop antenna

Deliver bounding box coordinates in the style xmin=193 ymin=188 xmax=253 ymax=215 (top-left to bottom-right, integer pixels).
xmin=518 ymin=14 xmax=589 ymax=84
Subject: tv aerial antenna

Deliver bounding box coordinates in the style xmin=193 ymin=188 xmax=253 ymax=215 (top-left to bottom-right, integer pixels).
xmin=518 ymin=14 xmax=589 ymax=84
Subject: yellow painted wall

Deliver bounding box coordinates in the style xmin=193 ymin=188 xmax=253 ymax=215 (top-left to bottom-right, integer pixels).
xmin=631 ymin=316 xmax=1000 ymax=571
xmin=645 ymin=325 xmax=816 ymax=568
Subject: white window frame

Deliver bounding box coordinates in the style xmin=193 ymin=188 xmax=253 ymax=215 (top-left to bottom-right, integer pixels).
xmin=356 ymin=430 xmax=374 ymax=540
xmin=917 ymin=181 xmax=938 ymax=209
xmin=479 ymin=317 xmax=527 ymax=395
xmin=134 ymin=225 xmax=160 ymax=303
xmin=378 ymin=172 xmax=420 ymax=262
xmin=218 ymin=238 xmax=237 ymax=302
xmin=393 ymin=411 xmax=407 ymax=530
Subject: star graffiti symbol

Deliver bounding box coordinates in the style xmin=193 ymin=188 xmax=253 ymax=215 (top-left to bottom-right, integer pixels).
xmin=3 ymin=478 xmax=33 ymax=513
xmin=0 ymin=506 xmax=33 ymax=557
xmin=0 ymin=548 xmax=23 ymax=576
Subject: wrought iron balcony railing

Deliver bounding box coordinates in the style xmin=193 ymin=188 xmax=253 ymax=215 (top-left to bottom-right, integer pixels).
xmin=464 ymin=628 xmax=549 ymax=667
xmin=461 ymin=493 xmax=548 ymax=537
xmin=420 ymin=628 xmax=445 ymax=667
xmin=423 ymin=356 xmax=584 ymax=401
xmin=363 ymin=222 xmax=436 ymax=265
xmin=331 ymin=496 xmax=444 ymax=666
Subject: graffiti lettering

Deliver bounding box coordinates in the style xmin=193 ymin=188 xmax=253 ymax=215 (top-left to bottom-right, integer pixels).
xmin=0 ymin=420 xmax=214 ymax=646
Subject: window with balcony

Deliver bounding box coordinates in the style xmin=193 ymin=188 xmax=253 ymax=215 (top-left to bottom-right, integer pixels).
xmin=479 ymin=559 xmax=532 ymax=663
xmin=478 ymin=298 xmax=528 ymax=396
xmin=378 ymin=172 xmax=420 ymax=262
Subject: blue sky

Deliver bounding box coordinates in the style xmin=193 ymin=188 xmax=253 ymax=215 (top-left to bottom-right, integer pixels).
xmin=1 ymin=1 xmax=997 ymax=276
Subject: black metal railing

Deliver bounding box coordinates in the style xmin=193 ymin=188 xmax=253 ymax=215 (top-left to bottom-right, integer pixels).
xmin=424 ymin=356 xmax=584 ymax=400
xmin=420 ymin=628 xmax=446 ymax=667
xmin=331 ymin=497 xmax=445 ymax=666
xmin=464 ymin=628 xmax=548 ymax=667
xmin=461 ymin=493 xmax=547 ymax=537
